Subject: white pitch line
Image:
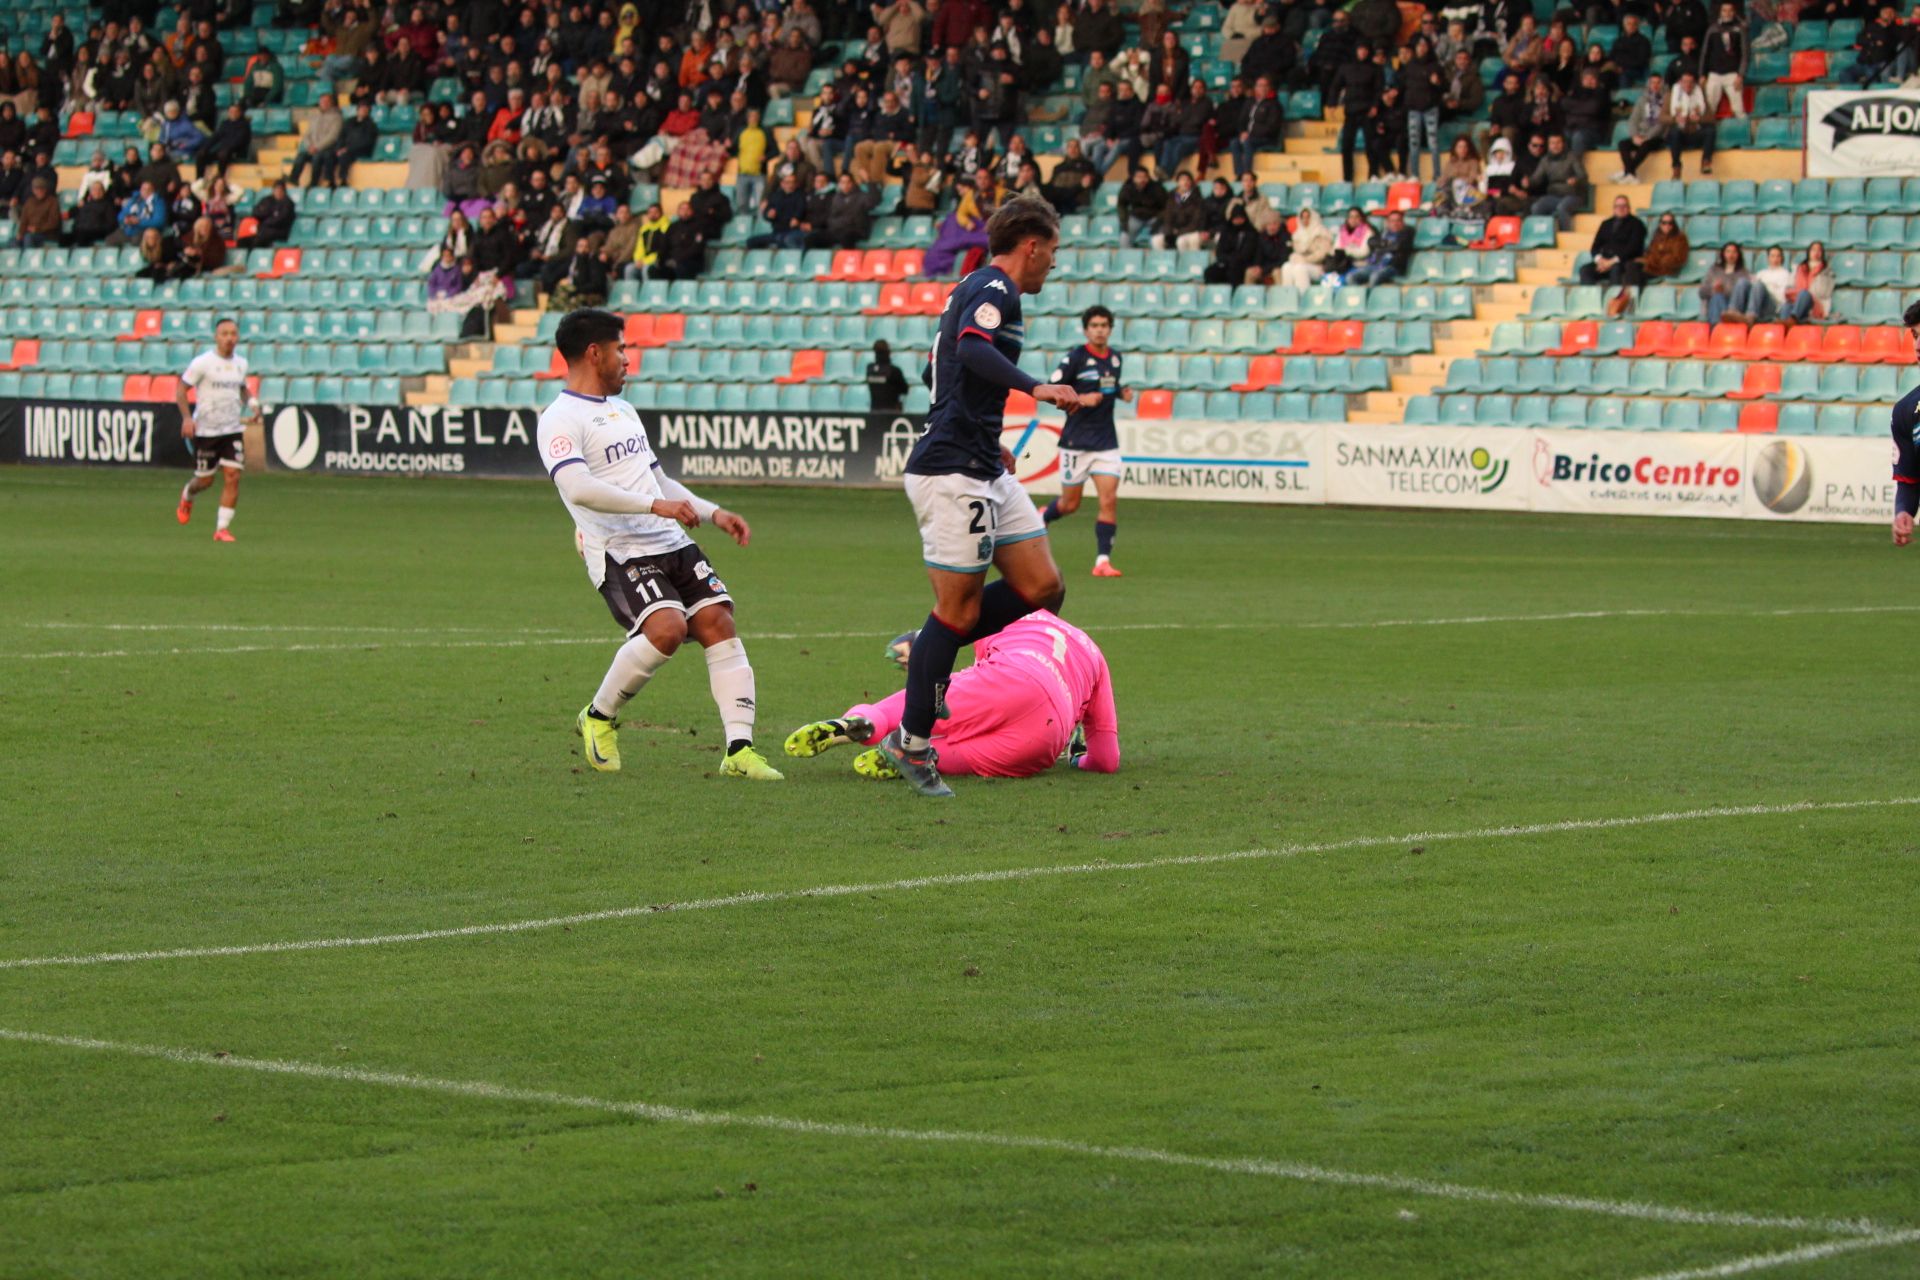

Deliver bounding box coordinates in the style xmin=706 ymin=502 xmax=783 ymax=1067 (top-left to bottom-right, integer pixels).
xmin=6 ymin=603 xmax=1920 ymax=661
xmin=0 ymin=1026 xmax=1896 ymax=1240
xmin=4 ymin=796 xmax=1913 ymax=973
xmin=1627 ymin=1229 xmax=1920 ymax=1279
xmin=15 ymin=621 xmax=581 ymax=635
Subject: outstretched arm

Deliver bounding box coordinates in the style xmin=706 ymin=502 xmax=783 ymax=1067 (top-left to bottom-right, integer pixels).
xmin=959 ymin=333 xmax=1087 ymax=410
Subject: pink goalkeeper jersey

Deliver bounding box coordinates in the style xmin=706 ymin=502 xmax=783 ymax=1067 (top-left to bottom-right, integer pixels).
xmin=849 ymin=611 xmax=1120 ymax=777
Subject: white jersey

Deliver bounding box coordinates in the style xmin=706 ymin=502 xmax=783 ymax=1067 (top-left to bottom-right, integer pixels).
xmin=537 ymin=389 xmax=691 ymax=586
xmin=181 ymin=349 xmax=250 ymax=438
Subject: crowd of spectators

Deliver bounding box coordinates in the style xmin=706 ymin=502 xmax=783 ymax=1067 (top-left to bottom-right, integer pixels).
xmin=0 ymin=0 xmax=1907 ymax=323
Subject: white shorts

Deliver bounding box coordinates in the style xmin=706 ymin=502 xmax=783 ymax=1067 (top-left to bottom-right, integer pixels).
xmin=1058 ymin=447 xmax=1124 ymax=489
xmin=905 ymin=470 xmax=1048 ymax=573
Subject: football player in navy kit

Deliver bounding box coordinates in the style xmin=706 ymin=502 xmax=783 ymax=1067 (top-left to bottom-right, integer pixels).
xmin=1040 ymin=305 xmax=1135 ymax=576
xmin=881 ymin=195 xmax=1093 ymax=797
xmin=1889 ymin=302 xmax=1920 ymax=547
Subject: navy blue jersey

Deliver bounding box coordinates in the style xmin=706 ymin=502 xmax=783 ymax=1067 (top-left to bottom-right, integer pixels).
xmin=1891 ymin=384 xmax=1920 ymax=517
xmin=1892 ymin=384 xmax=1920 ymax=481
xmin=1052 ymin=345 xmax=1124 ymax=452
xmin=909 ymin=265 xmax=1028 ymax=479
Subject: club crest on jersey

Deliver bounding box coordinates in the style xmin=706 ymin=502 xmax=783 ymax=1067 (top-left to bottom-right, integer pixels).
xmin=549 ymin=437 xmax=574 ymax=458
xmin=973 ymin=302 xmax=1002 ymax=330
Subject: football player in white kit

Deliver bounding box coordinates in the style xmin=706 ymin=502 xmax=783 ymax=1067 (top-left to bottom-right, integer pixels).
xmin=174 ymin=318 xmax=260 ymax=542
xmin=537 ymin=308 xmax=783 ymax=780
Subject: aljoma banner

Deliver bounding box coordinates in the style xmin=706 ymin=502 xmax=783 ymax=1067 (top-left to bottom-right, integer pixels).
xmin=1807 ymin=89 xmax=1920 ymax=176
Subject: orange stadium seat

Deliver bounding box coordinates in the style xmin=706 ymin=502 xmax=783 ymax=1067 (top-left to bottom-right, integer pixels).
xmin=1861 ymin=326 xmax=1912 ymax=364
xmin=889 ymin=249 xmax=924 ymax=278
xmin=909 ymin=281 xmax=950 ymax=313
xmin=1782 ymin=50 xmax=1827 ymax=83
xmin=1278 ymin=319 xmax=1327 ymax=354
xmin=1471 ymin=216 xmax=1520 ymax=249
xmin=0 ymin=338 xmax=41 ymax=370
xmin=1660 ymin=322 xmax=1709 ymax=358
xmin=1232 ymin=355 xmax=1286 ymax=391
xmin=119 ymin=309 xmax=162 ymax=341
xmin=233 ymin=216 xmax=259 ymax=245
xmin=256 ymin=247 xmax=302 ymax=279
xmin=145 ymin=375 xmax=180 ymax=402
xmin=1726 ymin=364 xmax=1782 ymax=399
xmin=530 ymin=349 xmax=566 ymax=380
xmin=1619 ymin=321 xmax=1672 ymax=358
xmin=1324 ymin=319 xmax=1365 ymax=353
xmin=622 ymin=348 xmax=642 ymax=376
xmin=64 ymin=111 xmax=94 ymax=137
xmin=818 ymin=249 xmax=863 ymax=281
xmin=864 ymin=282 xmax=912 ymax=315
xmin=1386 ymin=181 xmax=1423 ymax=212
xmin=1780 ymin=324 xmax=1823 ymax=361
xmin=774 ymin=349 xmax=825 ymax=383
xmin=1704 ymin=323 xmax=1749 ymax=359
xmin=1737 ymin=402 xmax=1779 ymax=433
xmin=1741 ymin=323 xmax=1786 ymax=360
xmin=651 ymin=313 xmax=685 ymax=344
xmin=1004 ymin=388 xmax=1036 ymax=415
xmin=1547 ymin=321 xmax=1598 ymax=356
xmin=122 ymin=374 xmax=152 ymax=400
xmin=1805 ymin=325 xmax=1861 ymax=363
xmin=1136 ymin=389 xmax=1174 ymax=418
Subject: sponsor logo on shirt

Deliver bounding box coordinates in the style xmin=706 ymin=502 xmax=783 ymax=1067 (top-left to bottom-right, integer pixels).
xmin=604 ymin=434 xmax=651 ymax=464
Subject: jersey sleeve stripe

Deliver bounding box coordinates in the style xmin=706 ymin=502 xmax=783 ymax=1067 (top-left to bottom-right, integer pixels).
xmin=959 ymin=326 xmax=997 ymax=343
xmin=548 ymin=456 xmax=587 ymax=478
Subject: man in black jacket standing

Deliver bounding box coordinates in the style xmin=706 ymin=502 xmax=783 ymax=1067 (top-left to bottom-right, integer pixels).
xmin=1333 ymin=45 xmax=1383 ymax=181
xmin=1577 ymin=195 xmax=1648 ymax=288
xmin=867 ymin=339 xmax=909 ymax=411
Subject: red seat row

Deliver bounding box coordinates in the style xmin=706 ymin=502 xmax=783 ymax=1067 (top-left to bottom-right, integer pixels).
xmin=1546 ymin=319 xmax=1915 ymax=364
xmin=816 ymin=248 xmax=925 ymax=282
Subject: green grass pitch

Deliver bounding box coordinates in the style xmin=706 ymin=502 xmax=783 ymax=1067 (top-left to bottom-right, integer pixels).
xmin=2 ymin=465 xmax=1918 ymax=1278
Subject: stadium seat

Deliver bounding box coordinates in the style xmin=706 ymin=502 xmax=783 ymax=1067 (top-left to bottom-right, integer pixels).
xmin=1740 ymin=324 xmax=1786 ymax=361
xmin=1726 ymin=364 xmax=1782 ymax=399
xmin=121 ymin=374 xmax=151 ymax=400
xmin=256 ymin=247 xmax=302 ymax=280
xmin=1547 ymin=321 xmax=1598 ymax=357
xmin=1660 ymin=322 xmax=1710 ymax=359
xmin=1471 ymin=216 xmax=1521 ymax=250
xmin=1279 ymin=320 xmax=1328 ymax=354
xmin=1703 ymin=323 xmax=1749 ymax=360
xmin=1136 ymin=389 xmax=1174 ymax=418
xmin=1806 ymin=326 xmax=1863 ymax=363
xmin=1782 ymin=50 xmax=1827 ymax=82
xmin=1861 ymin=326 xmax=1912 ymax=364
xmin=0 ymin=338 xmax=40 ymax=370
xmin=529 ymin=349 xmax=565 ymax=381
xmin=1737 ymin=403 xmax=1779 ymax=433
xmin=775 ymin=349 xmax=825 ymax=384
xmin=1231 ymin=355 xmax=1286 ymax=391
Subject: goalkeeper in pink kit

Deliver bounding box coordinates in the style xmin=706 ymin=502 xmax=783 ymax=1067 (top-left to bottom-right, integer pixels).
xmin=784 ymin=611 xmax=1119 ymax=780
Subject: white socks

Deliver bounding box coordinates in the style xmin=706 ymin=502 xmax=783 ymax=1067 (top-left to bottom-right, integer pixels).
xmin=703 ymin=636 xmax=757 ymax=745
xmin=216 ymin=506 xmax=235 ymax=532
xmin=591 ymin=634 xmax=670 ymax=719
xmin=180 ymin=481 xmax=196 ymax=503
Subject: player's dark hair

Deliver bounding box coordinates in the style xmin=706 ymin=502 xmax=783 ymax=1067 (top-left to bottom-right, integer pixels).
xmin=213 ymin=317 xmax=236 ymax=332
xmin=1906 ymin=299 xmax=1920 ymax=330
xmin=555 ymin=308 xmax=623 ymax=361
xmin=986 ymin=193 xmax=1060 ymax=256
xmin=1081 ymin=305 xmax=1113 ymax=328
